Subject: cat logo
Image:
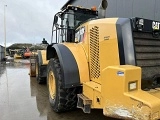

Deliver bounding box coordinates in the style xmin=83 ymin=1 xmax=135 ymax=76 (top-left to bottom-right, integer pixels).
xmin=152 ymin=21 xmax=160 ymax=30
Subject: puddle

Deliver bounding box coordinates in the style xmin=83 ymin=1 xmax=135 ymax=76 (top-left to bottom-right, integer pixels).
xmin=0 ymin=60 xmax=117 ymax=120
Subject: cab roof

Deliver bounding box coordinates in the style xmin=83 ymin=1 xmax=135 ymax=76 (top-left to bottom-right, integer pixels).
xmin=62 ymin=5 xmax=98 ymax=16
xmin=61 ymin=0 xmax=74 ymax=10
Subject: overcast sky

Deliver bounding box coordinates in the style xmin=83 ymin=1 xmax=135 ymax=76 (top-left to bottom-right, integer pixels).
xmin=0 ymin=0 xmax=67 ymax=47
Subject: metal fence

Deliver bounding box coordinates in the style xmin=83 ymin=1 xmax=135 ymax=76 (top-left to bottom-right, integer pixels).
xmin=0 ymin=45 xmax=5 ymax=62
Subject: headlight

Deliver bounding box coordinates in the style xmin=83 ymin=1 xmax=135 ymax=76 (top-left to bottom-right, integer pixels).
xmin=128 ymin=81 xmax=137 ymax=91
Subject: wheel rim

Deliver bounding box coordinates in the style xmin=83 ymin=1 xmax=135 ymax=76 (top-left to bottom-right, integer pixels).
xmin=49 ymin=71 xmax=56 ymax=99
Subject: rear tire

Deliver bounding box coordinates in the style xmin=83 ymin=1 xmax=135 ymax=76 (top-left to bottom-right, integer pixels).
xmin=36 ymin=55 xmax=45 ymax=84
xmin=47 ymin=58 xmax=81 ymax=112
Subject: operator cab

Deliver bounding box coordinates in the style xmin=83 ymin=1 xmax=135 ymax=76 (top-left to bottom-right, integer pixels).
xmin=51 ymin=5 xmax=98 ymax=43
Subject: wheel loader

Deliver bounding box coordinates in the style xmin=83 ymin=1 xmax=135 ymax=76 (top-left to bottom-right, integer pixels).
xmin=22 ymin=47 xmax=32 ymax=59
xmin=13 ymin=49 xmax=23 ymax=59
xmin=45 ymin=0 xmax=160 ymax=119
xmin=29 ymin=38 xmax=49 ymax=84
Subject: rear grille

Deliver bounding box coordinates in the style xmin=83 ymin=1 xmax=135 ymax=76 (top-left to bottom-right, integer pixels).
xmin=133 ymin=32 xmax=160 ymax=80
xmin=89 ymin=26 xmax=100 ymax=79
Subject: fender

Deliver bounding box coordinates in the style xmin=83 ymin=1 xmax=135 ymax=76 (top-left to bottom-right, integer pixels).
xmin=37 ymin=50 xmax=48 ymax=78
xmin=37 ymin=50 xmax=48 ymax=65
xmin=47 ymin=43 xmax=56 ymax=60
xmin=49 ymin=44 xmax=80 ymax=88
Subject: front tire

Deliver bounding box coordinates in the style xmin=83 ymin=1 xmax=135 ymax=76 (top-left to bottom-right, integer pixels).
xmin=47 ymin=58 xmax=81 ymax=112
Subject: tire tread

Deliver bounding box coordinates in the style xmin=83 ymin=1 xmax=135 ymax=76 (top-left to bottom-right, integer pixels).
xmin=47 ymin=58 xmax=81 ymax=112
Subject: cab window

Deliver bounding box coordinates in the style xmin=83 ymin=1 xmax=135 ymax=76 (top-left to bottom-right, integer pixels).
xmin=75 ymin=27 xmax=85 ymax=42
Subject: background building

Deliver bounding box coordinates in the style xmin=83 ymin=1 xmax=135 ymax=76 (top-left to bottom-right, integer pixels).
xmin=62 ymin=0 xmax=160 ymax=21
xmin=0 ymin=45 xmax=5 ymax=62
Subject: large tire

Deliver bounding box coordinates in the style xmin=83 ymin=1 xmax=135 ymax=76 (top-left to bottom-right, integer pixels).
xmin=47 ymin=58 xmax=81 ymax=112
xmin=36 ymin=55 xmax=45 ymax=84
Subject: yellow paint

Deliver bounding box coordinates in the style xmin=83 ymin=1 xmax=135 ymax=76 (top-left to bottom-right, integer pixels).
xmin=83 ymin=81 xmax=102 ymax=108
xmin=63 ymin=17 xmax=160 ymax=119
xmin=101 ymin=65 xmax=141 ymax=101
xmin=87 ymin=18 xmax=119 ymax=84
xmin=76 ymin=23 xmax=89 ymax=60
xmin=63 ymin=43 xmax=90 ymax=83
xmin=36 ymin=60 xmax=38 ymax=76
xmin=83 ymin=83 xmax=94 ymax=105
xmin=93 ymin=90 xmax=102 ymax=109
xmin=30 ymin=56 xmax=36 ymax=77
xmin=101 ymin=65 xmax=160 ymax=119
xmin=74 ymin=18 xmax=120 ymax=84
xmin=14 ymin=53 xmax=22 ymax=59
xmin=40 ymin=50 xmax=49 ymax=65
xmin=49 ymin=71 xmax=56 ymax=99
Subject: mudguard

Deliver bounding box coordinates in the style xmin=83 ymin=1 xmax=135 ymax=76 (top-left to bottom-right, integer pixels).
xmin=48 ymin=44 xmax=80 ymax=88
xmin=47 ymin=43 xmax=56 ymax=60
xmin=37 ymin=50 xmax=48 ymax=78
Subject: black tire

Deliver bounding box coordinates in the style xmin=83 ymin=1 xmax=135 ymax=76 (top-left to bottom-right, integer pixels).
xmin=47 ymin=58 xmax=82 ymax=112
xmin=36 ymin=55 xmax=45 ymax=84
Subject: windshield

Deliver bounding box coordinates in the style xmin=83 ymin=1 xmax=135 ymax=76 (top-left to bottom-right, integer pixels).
xmin=61 ymin=10 xmax=97 ymax=29
xmin=75 ymin=12 xmax=97 ymax=27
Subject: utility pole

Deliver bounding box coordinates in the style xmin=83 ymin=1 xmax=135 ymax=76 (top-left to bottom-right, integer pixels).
xmin=4 ymin=5 xmax=7 ymax=56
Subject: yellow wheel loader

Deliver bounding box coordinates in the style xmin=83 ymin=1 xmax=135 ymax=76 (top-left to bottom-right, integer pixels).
xmin=30 ymin=38 xmax=49 ymax=83
xmin=13 ymin=49 xmax=23 ymax=59
xmin=46 ymin=0 xmax=160 ymax=119
xmin=35 ymin=50 xmax=48 ymax=84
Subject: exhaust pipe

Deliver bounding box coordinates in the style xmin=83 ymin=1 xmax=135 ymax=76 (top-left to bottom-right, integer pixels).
xmin=98 ymin=0 xmax=108 ymax=18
